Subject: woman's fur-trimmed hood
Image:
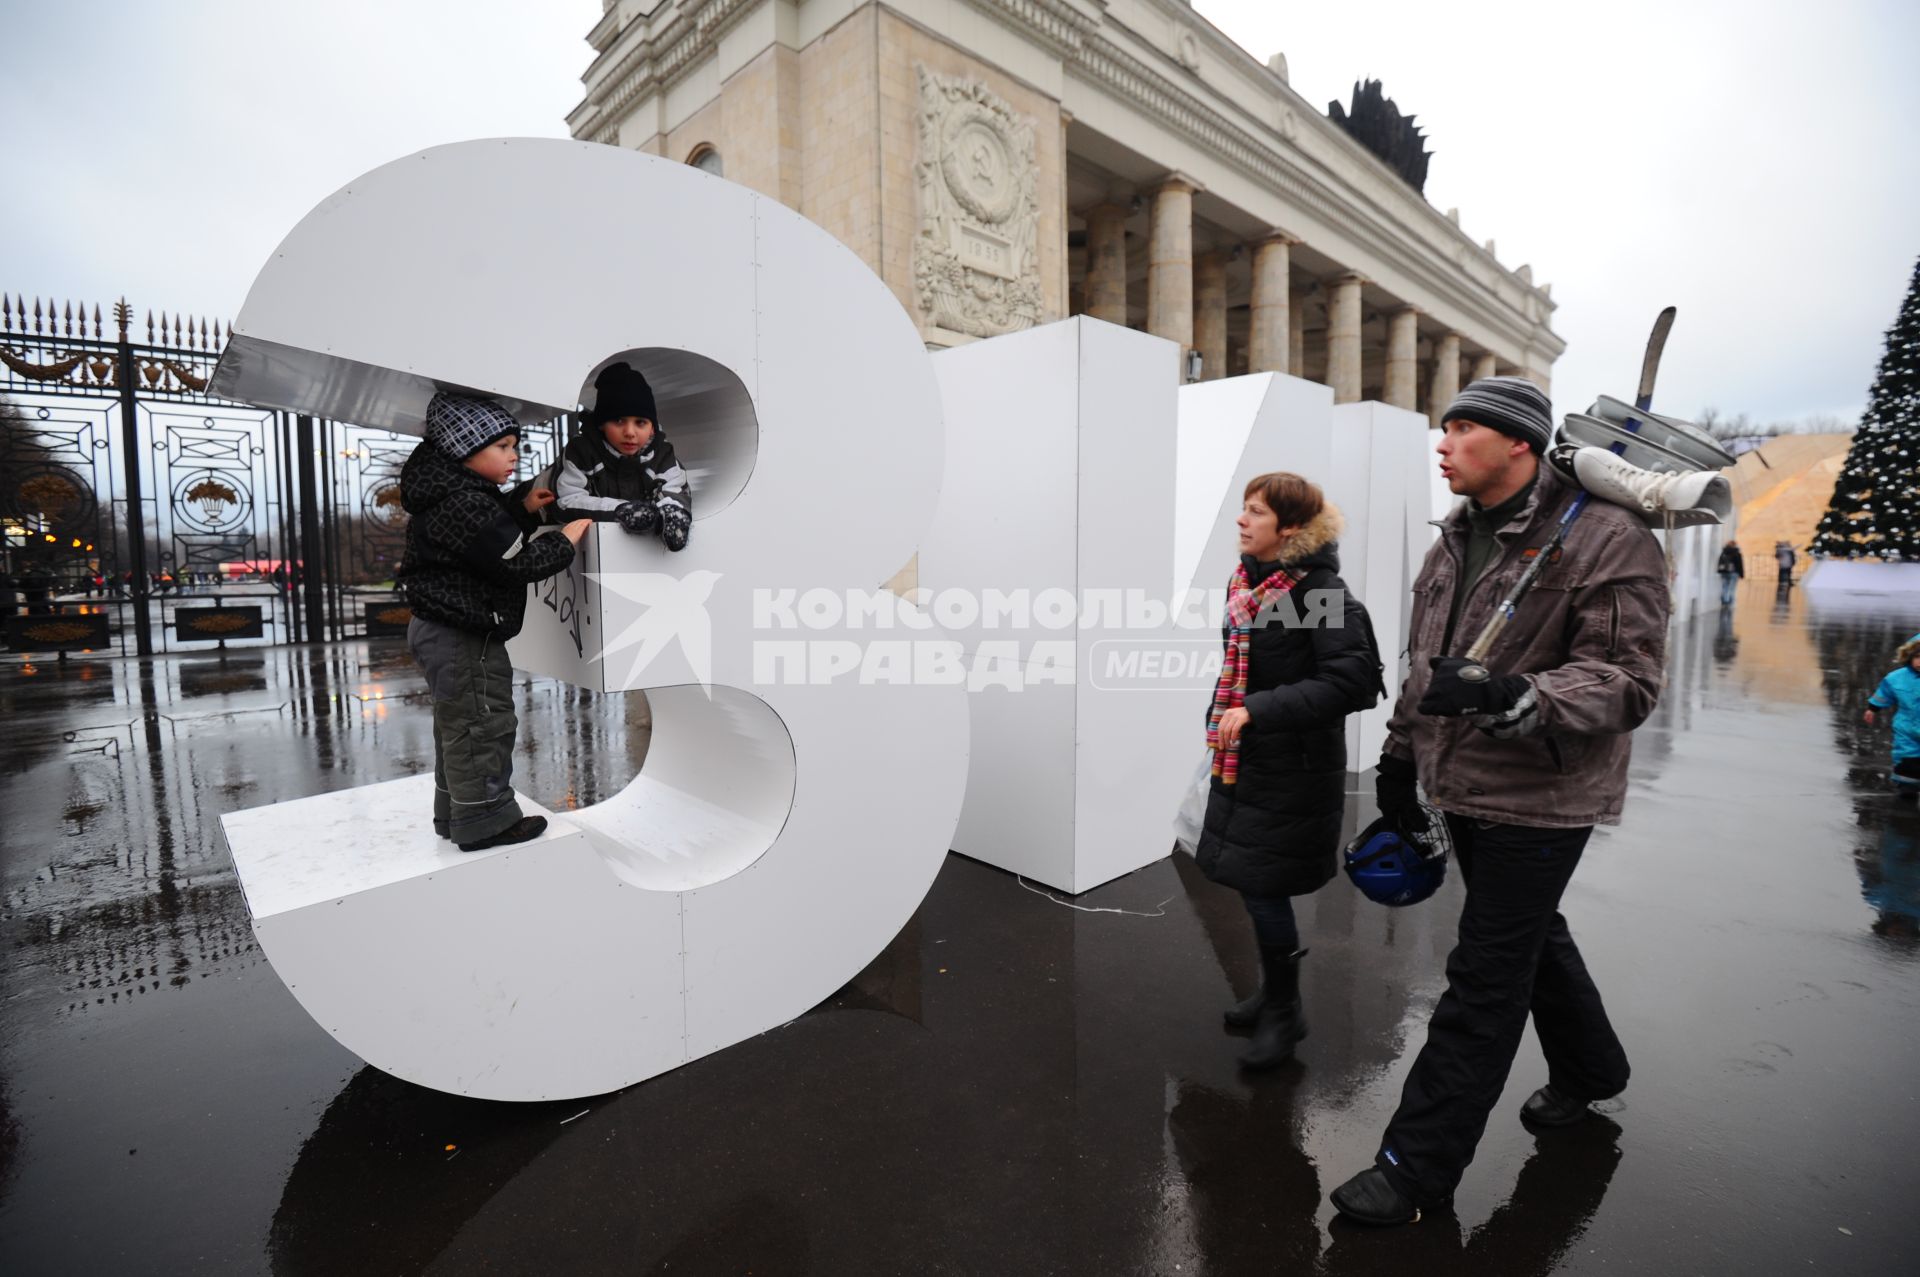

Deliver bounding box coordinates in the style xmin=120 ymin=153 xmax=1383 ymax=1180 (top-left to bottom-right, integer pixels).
xmin=1279 ymin=502 xmax=1344 ymax=565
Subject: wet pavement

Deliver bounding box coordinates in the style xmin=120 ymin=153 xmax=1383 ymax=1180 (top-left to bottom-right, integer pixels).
xmin=2 ymin=580 xmax=1918 ymax=1275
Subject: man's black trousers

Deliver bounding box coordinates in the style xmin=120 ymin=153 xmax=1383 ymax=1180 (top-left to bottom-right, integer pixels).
xmin=1375 ymin=815 xmax=1630 ymax=1204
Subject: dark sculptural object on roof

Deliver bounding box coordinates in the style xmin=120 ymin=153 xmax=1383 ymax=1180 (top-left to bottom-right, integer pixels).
xmin=1327 ymin=79 xmax=1432 ymax=194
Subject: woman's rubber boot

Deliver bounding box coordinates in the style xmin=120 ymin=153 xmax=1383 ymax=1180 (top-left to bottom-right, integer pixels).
xmin=1224 ymin=983 xmax=1264 ymax=1030
xmin=1239 ymin=947 xmax=1307 ymax=1070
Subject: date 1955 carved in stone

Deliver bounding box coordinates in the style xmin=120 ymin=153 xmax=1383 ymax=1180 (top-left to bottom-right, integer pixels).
xmin=914 ymin=66 xmax=1043 ymax=339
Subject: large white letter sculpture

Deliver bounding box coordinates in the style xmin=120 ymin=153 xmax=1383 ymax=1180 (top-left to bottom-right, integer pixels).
xmin=921 ymin=319 xmax=1191 ymax=893
xmin=214 ymin=141 xmax=968 ymax=1101
xmin=1181 ymin=389 xmax=1432 ymax=778
xmin=923 ymin=328 xmax=1436 ymax=895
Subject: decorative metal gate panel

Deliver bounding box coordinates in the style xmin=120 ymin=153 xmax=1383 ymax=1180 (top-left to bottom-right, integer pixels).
xmin=1 ymin=294 xmax=569 ymax=658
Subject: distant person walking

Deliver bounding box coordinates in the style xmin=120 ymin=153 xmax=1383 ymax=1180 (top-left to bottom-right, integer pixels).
xmin=1774 ymin=541 xmax=1797 ymax=585
xmin=1717 ymin=539 xmax=1744 ymax=607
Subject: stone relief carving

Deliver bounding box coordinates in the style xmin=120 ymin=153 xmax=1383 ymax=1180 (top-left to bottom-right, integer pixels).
xmin=914 ymin=66 xmax=1042 ymax=339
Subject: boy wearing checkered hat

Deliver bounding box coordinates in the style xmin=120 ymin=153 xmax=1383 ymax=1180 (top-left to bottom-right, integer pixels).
xmin=397 ymin=391 xmax=592 ymax=851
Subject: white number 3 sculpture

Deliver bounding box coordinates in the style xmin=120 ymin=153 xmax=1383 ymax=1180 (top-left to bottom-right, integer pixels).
xmin=214 ymin=140 xmax=969 ymax=1101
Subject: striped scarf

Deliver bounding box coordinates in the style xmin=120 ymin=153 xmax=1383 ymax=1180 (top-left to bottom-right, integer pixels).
xmin=1207 ymin=561 xmax=1301 ymax=785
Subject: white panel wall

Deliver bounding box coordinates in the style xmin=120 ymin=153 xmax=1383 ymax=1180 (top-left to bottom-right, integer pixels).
xmin=922 ymin=317 xmax=1193 ymax=893
xmin=1326 ymin=402 xmax=1433 ymax=765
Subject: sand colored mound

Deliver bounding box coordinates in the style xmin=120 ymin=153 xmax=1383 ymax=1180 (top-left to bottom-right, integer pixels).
xmin=1728 ymin=434 xmax=1854 ymax=555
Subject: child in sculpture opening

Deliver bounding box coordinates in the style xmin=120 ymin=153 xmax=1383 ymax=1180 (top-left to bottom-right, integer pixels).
xmin=1193 ymin=471 xmax=1385 ymax=1073
xmin=1865 ymin=636 xmax=1920 ymax=802
xmin=554 ymin=361 xmax=692 ymax=551
xmin=397 ymin=392 xmax=591 ymax=852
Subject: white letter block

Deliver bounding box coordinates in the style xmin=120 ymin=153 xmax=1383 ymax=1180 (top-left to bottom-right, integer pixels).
xmin=922 ymin=318 xmax=1195 ymax=894
xmin=1324 ymin=401 xmax=1434 ymax=763
xmin=213 ymin=140 xmax=967 ymax=1100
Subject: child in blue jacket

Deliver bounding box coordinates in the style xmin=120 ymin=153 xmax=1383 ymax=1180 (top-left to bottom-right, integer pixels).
xmin=1865 ymin=634 xmax=1920 ymax=802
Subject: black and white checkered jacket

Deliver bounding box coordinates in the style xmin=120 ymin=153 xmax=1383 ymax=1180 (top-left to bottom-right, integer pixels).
xmin=396 ymin=442 xmax=575 ymax=638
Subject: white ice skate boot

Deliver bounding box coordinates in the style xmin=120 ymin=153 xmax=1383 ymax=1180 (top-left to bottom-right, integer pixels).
xmin=1550 ymin=444 xmax=1731 ymax=528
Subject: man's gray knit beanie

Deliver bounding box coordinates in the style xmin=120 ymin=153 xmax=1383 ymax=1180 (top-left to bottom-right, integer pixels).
xmin=425 ymin=391 xmax=519 ymax=460
xmin=1441 ymin=376 xmax=1553 ymax=454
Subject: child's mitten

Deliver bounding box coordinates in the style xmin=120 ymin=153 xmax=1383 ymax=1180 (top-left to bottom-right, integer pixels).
xmin=616 ymin=501 xmax=659 ymax=535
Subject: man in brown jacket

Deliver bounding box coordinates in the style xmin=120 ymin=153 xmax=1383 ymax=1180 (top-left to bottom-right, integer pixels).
xmin=1331 ymin=376 xmax=1670 ymax=1227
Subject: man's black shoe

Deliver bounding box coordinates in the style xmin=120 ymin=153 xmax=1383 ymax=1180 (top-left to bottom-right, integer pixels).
xmin=459 ymin=815 xmax=548 ymax=853
xmin=1520 ymin=1084 xmax=1595 ymax=1128
xmin=1330 ymin=1167 xmax=1419 ymax=1226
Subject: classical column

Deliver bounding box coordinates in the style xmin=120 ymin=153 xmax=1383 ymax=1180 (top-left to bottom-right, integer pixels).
xmin=1084 ymin=204 xmax=1129 ymax=326
xmin=1248 ymin=233 xmax=1295 ymax=374
xmin=1428 ymin=332 xmax=1462 ymax=428
xmin=1288 ymin=286 xmax=1307 ymax=375
xmin=1057 ymin=109 xmax=1073 ymax=323
xmin=1194 ymin=251 xmax=1228 ymax=380
xmin=1325 ymin=273 xmax=1365 ymax=403
xmin=1384 ymin=306 xmax=1420 ymax=409
xmin=1147 ymin=174 xmax=1199 ymax=355
xmin=1470 ymin=351 xmax=1497 ymax=384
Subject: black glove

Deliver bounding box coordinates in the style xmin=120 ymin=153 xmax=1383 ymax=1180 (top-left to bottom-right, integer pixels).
xmin=1374 ymin=752 xmax=1428 ymax=832
xmin=615 ymin=500 xmax=659 ymax=535
xmin=1418 ymin=656 xmax=1529 ymax=718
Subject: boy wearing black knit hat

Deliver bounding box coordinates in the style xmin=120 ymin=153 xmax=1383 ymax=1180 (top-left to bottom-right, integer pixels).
xmin=554 ymin=361 xmax=693 ymax=551
xmin=397 ymin=391 xmax=591 ymax=851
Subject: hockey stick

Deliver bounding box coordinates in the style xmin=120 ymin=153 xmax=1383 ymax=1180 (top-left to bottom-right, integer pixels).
xmin=1457 ymin=307 xmax=1676 ymax=680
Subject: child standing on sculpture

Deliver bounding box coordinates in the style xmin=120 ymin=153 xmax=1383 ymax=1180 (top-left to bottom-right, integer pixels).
xmin=1866 ymin=636 xmax=1920 ymax=803
xmin=398 ymin=392 xmax=591 ymax=851
xmin=554 ymin=361 xmax=693 ymax=550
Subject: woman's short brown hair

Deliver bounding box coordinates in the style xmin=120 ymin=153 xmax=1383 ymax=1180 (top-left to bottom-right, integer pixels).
xmin=1243 ymin=471 xmax=1324 ymax=530
xmin=1898 ymin=638 xmax=1920 ymax=668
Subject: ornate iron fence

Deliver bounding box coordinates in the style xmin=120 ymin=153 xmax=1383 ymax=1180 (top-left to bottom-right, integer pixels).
xmin=2 ymin=294 xmax=568 ymax=658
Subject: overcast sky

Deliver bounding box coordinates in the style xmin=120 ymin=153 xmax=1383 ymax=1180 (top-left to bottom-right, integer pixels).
xmin=3 ymin=0 xmax=1913 ymax=426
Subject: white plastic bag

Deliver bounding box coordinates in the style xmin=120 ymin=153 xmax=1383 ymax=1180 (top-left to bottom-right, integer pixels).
xmin=1171 ymin=752 xmax=1214 ymax=855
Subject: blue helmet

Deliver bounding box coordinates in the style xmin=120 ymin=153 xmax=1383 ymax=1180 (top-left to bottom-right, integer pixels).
xmin=1344 ymin=808 xmax=1451 ymax=907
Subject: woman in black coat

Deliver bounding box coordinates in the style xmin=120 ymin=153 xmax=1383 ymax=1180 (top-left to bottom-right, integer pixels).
xmin=1195 ymin=472 xmax=1382 ymax=1070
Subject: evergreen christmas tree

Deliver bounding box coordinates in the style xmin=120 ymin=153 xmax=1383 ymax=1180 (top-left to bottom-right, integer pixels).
xmin=1812 ymin=258 xmax=1920 ymax=559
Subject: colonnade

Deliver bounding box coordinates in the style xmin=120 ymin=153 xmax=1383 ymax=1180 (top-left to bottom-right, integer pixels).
xmin=1077 ymin=174 xmax=1535 ymax=424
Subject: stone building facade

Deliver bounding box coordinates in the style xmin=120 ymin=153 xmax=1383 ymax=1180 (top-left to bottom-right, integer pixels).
xmin=569 ymin=0 xmax=1563 ymax=418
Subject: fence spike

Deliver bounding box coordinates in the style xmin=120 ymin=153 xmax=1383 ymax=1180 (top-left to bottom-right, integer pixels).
xmin=33 ymin=296 xmax=43 ymax=333
xmin=212 ymin=318 xmax=223 ymax=349
xmin=92 ymin=302 xmax=103 ymax=339
xmin=1 ymin=294 xmax=10 ymax=332
xmin=62 ymin=299 xmax=72 ymax=336
xmin=146 ymin=309 xmax=155 ymax=342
